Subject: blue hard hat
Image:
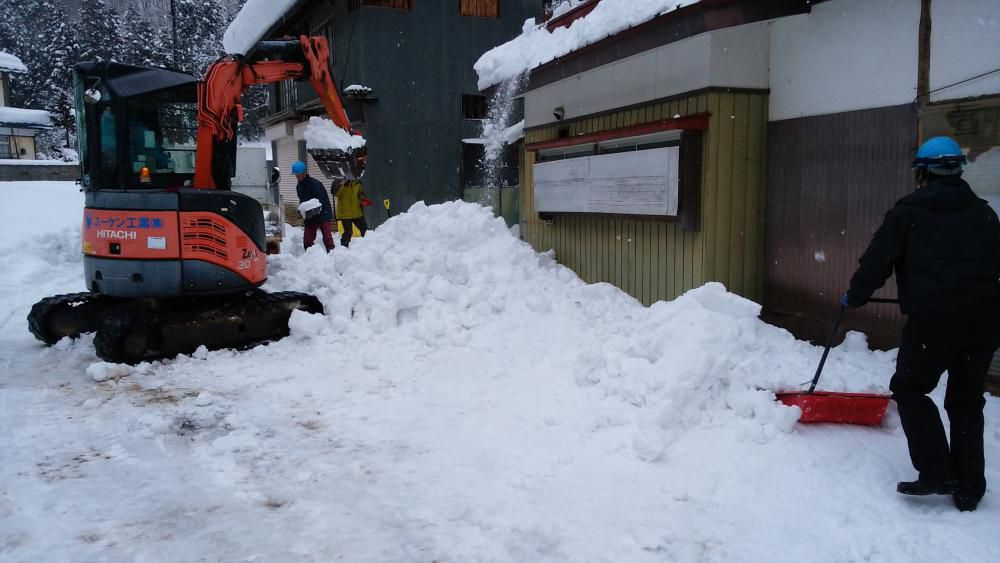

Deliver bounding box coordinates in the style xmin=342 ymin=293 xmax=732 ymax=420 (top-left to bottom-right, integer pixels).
xmin=292 ymin=161 xmax=307 ymax=174
xmin=912 ymin=136 xmax=966 ymax=169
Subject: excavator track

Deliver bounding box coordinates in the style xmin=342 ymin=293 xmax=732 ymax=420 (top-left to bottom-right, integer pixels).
xmin=30 ymin=290 xmax=323 ymax=364
xmin=27 ymin=292 xmax=121 ymax=345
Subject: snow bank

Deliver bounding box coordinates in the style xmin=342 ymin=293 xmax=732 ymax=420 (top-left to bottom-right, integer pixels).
xmin=5 ymin=181 xmax=1000 ymax=562
xmin=475 ymin=0 xmax=700 ymax=89
xmin=222 ymin=0 xmax=298 ymax=55
xmin=303 ymin=116 xmax=366 ymax=151
xmin=0 ymin=107 xmax=51 ymax=128
xmin=268 ymin=200 xmax=892 ymax=426
xmin=0 ymin=51 xmax=27 ymax=73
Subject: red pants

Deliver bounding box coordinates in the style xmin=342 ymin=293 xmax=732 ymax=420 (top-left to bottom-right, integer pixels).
xmin=303 ymin=221 xmax=334 ymax=251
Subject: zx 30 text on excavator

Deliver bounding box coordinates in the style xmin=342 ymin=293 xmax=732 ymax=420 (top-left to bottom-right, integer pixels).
xmin=27 ymin=36 xmax=365 ymax=364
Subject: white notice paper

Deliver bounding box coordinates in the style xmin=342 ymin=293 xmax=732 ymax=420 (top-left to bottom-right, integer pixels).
xmin=533 ymin=147 xmax=679 ymax=215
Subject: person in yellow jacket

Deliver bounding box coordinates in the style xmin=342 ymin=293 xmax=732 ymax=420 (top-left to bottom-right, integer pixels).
xmin=332 ymin=178 xmax=369 ymax=247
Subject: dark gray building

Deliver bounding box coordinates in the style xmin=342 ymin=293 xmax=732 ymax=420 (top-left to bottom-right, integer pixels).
xmin=259 ymin=0 xmax=541 ymax=227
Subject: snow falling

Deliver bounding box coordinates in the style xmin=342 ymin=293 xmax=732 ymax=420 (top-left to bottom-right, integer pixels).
xmin=474 ymin=72 xmax=528 ymax=209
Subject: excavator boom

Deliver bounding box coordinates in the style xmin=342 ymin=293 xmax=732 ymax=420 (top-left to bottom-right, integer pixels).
xmin=194 ymin=36 xmax=365 ymax=189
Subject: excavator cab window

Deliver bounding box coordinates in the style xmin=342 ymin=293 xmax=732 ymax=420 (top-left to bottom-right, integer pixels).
xmin=124 ymin=86 xmax=198 ymax=189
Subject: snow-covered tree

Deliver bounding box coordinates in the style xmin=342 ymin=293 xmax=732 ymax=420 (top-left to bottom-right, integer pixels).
xmin=117 ymin=5 xmax=170 ymax=67
xmin=77 ymin=0 xmax=121 ymax=63
xmin=0 ymin=3 xmax=20 ymax=57
xmin=173 ymin=0 xmax=228 ymax=75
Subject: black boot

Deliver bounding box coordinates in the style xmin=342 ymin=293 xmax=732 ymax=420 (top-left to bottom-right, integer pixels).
xmin=896 ymin=479 xmax=957 ymax=496
xmin=953 ymin=494 xmax=980 ymax=512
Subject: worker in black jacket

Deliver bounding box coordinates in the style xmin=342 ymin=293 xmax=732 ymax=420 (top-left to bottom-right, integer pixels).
xmin=293 ymin=161 xmax=334 ymax=252
xmin=844 ymin=136 xmax=1000 ymax=512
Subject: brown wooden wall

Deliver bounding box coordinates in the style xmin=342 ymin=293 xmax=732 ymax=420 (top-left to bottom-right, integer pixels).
xmin=521 ymin=89 xmax=768 ymax=305
xmin=763 ymin=104 xmax=919 ymax=349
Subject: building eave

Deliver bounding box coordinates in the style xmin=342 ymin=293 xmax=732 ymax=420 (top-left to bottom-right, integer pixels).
xmin=499 ymin=0 xmax=819 ymax=95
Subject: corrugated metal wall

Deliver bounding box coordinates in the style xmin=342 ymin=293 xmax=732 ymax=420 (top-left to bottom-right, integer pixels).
xmin=521 ymin=89 xmax=768 ymax=305
xmin=763 ymin=104 xmax=918 ymax=349
xmin=275 ymin=135 xmax=330 ymax=227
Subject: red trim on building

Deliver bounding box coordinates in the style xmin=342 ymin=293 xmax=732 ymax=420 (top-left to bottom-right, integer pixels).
xmin=545 ymin=0 xmax=602 ymax=31
xmin=525 ymin=113 xmax=710 ymax=151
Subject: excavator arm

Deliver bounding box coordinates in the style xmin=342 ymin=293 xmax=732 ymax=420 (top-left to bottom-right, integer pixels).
xmin=193 ymin=35 xmax=364 ymax=189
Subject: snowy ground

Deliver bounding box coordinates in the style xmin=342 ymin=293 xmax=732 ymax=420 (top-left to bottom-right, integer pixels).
xmin=1 ymin=181 xmax=999 ymax=562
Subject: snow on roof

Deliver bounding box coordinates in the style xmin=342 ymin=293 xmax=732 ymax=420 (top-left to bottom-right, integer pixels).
xmin=475 ymin=0 xmax=701 ymax=90
xmin=0 ymin=107 xmax=51 ymax=128
xmin=223 ymin=0 xmax=300 ymax=56
xmin=0 ymin=51 xmax=27 ymax=73
xmin=303 ymin=116 xmax=366 ymax=151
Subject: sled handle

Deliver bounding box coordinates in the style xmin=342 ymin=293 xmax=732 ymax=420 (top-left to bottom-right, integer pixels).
xmin=807 ymin=297 xmax=899 ymax=393
xmin=807 ymin=305 xmax=845 ymax=394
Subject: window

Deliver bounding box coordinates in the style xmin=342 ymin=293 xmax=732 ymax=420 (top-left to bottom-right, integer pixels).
xmin=349 ymin=0 xmax=412 ymax=11
xmin=461 ymin=0 xmax=499 ymax=18
xmin=462 ymin=94 xmax=487 ymax=119
xmin=0 ymin=135 xmax=12 ymax=159
xmin=125 ymin=91 xmax=199 ymax=188
xmin=275 ymin=79 xmax=297 ymax=112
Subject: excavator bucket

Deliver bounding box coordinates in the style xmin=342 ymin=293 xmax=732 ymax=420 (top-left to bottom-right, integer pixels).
xmin=308 ymin=146 xmax=368 ymax=181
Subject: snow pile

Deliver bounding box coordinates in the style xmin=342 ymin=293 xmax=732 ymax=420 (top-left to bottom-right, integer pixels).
xmin=475 ymin=0 xmax=700 ymax=89
xmin=223 ymin=0 xmax=298 ymax=55
xmin=303 ymin=116 xmax=366 ymax=151
xmin=6 ymin=181 xmax=1000 ymax=561
xmin=268 ymin=200 xmax=891 ymax=430
xmin=0 ymin=51 xmax=27 ymax=73
xmin=0 ymin=107 xmax=51 ymax=128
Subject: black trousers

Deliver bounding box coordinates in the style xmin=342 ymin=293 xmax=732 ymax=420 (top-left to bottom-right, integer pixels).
xmin=890 ymin=315 xmax=999 ymax=500
xmin=339 ymin=216 xmax=368 ymax=247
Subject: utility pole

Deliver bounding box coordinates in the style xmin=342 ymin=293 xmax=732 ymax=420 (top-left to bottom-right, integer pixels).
xmin=170 ymin=0 xmax=179 ymax=67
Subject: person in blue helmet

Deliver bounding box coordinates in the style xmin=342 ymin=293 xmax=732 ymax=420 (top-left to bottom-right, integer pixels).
xmin=842 ymin=136 xmax=1000 ymax=512
xmin=293 ymin=160 xmax=335 ymax=252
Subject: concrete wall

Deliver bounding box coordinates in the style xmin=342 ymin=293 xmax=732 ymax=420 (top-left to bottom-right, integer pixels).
xmin=0 ymin=163 xmax=79 ymax=181
xmin=768 ymin=0 xmax=920 ymax=121
xmin=524 ymin=21 xmax=770 ymax=127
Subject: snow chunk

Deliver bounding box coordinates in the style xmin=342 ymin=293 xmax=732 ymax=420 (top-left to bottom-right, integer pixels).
xmin=463 ymin=120 xmax=524 ymax=146
xmin=297 ymin=198 xmax=321 ymax=218
xmin=0 ymin=107 xmax=51 ymax=128
xmin=223 ymin=0 xmax=298 ymax=55
xmin=303 ymin=117 xmax=366 ymax=151
xmin=0 ymin=51 xmax=27 ymax=73
xmin=475 ymin=0 xmax=701 ymax=89
xmin=86 ymin=362 xmax=132 ymax=382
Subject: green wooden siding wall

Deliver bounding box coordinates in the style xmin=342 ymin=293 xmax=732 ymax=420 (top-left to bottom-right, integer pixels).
xmin=520 ymin=89 xmax=768 ymax=305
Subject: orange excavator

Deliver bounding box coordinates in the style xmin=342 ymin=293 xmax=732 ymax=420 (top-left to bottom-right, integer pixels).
xmin=27 ymin=36 xmax=364 ymax=363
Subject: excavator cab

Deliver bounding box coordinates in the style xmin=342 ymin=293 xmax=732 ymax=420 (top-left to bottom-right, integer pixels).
xmin=75 ymin=62 xmax=234 ymax=192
